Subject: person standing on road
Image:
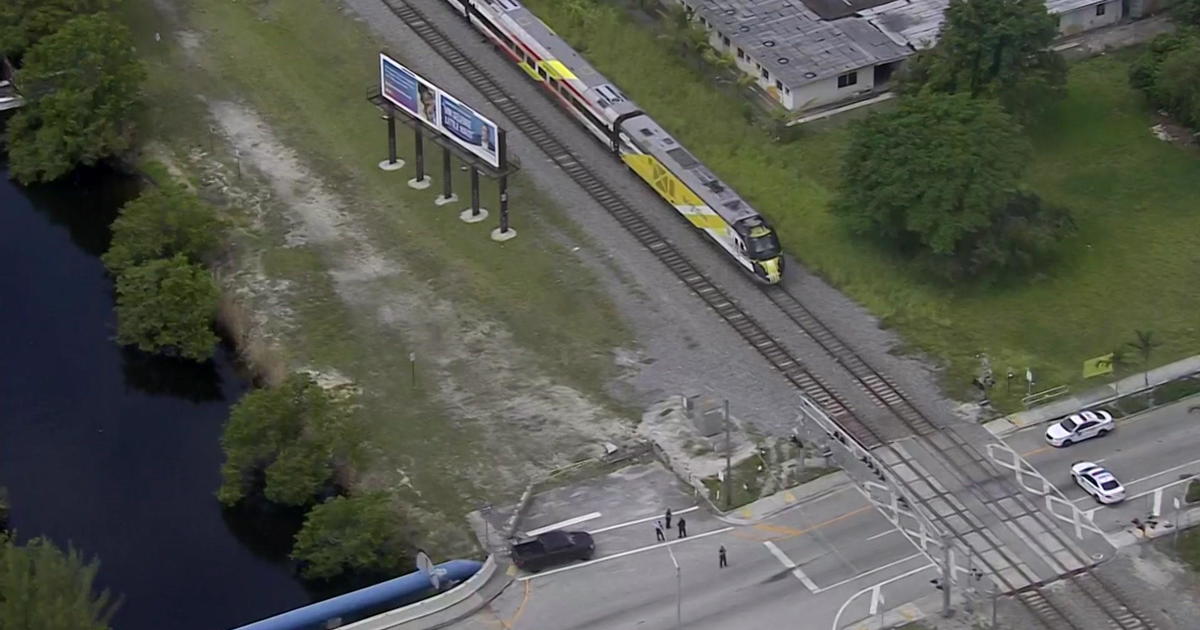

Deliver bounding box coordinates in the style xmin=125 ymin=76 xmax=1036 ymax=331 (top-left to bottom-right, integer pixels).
xmin=665 ymin=507 xmax=672 ymax=530
xmin=655 ymin=520 xmax=666 ymax=542
xmin=719 ymin=545 xmax=727 ymax=568
xmin=677 ymin=517 xmax=687 ymax=538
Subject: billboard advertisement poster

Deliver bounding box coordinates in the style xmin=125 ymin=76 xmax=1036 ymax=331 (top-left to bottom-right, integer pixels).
xmin=379 ymin=53 xmax=500 ymax=169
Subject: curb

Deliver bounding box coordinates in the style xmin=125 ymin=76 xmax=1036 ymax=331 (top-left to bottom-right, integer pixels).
xmin=339 ymin=555 xmax=515 ymax=630
xmin=709 ymin=471 xmax=854 ymax=526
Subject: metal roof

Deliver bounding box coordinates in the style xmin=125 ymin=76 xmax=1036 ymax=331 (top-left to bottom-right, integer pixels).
xmin=800 ymin=0 xmax=897 ymax=20
xmin=860 ymin=0 xmax=1108 ymax=51
xmin=1045 ymin=0 xmax=1108 ymax=12
xmin=687 ymin=0 xmax=911 ymax=88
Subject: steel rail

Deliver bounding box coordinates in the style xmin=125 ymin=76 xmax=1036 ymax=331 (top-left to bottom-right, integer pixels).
xmin=766 ymin=284 xmax=1156 ymax=628
xmin=377 ymin=1 xmax=1154 ymax=627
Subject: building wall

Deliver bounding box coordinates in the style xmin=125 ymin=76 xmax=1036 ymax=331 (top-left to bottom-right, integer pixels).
xmin=1056 ymin=1 xmax=1121 ymax=36
xmin=703 ymin=27 xmax=875 ymax=111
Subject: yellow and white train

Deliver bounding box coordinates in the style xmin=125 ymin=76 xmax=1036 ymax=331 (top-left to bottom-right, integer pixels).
xmin=444 ymin=0 xmax=785 ymax=284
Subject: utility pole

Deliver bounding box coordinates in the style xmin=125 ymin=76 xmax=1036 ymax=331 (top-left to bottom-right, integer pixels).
xmin=667 ymin=545 xmax=681 ymax=630
xmin=942 ymin=535 xmax=952 ymax=617
xmin=723 ymin=399 xmax=732 ymax=509
xmin=1174 ymin=496 xmax=1183 ymax=548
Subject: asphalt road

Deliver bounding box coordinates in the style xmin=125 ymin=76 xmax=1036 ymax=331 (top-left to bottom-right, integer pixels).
xmin=463 ymin=466 xmax=936 ymax=630
xmin=454 ymin=398 xmax=1200 ymax=630
xmin=1006 ymin=397 xmax=1200 ymax=538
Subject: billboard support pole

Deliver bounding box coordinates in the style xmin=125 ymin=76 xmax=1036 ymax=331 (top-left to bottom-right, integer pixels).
xmin=409 ymin=126 xmax=431 ymax=189
xmin=459 ymin=167 xmax=488 ymax=223
xmin=490 ymin=129 xmax=515 ymax=241
xmin=491 ymin=174 xmax=515 ymax=241
xmin=378 ymin=105 xmax=404 ymax=171
xmin=435 ymin=145 xmax=457 ymax=206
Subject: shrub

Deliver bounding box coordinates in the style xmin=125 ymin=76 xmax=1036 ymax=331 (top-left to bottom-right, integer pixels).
xmin=291 ymin=493 xmax=408 ymax=580
xmin=114 ymin=254 xmax=219 ymax=361
xmin=1187 ymin=480 xmax=1200 ymax=505
xmin=1152 ymin=378 xmax=1200 ymax=405
xmin=102 ymin=183 xmax=223 ymax=276
xmin=218 ymin=373 xmax=363 ymax=507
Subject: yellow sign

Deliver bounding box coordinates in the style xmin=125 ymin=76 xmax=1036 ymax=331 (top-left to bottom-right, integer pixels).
xmin=1083 ymin=353 xmax=1114 ymax=379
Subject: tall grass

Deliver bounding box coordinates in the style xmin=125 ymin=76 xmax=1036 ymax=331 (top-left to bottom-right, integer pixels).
xmin=524 ymin=0 xmax=1200 ymax=409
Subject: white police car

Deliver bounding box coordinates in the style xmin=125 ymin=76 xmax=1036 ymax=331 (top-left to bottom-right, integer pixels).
xmin=1044 ymin=409 xmax=1114 ymax=447
xmin=1071 ymin=461 xmax=1126 ymax=504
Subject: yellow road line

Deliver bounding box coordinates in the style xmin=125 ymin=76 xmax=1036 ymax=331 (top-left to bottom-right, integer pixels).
xmin=752 ymin=505 xmax=873 ymax=540
xmin=505 ymin=580 xmax=531 ymax=629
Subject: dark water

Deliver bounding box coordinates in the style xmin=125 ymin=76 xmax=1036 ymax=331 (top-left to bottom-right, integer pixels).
xmin=0 ymin=166 xmax=310 ymax=630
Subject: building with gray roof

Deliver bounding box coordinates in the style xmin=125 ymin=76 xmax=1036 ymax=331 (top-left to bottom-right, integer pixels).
xmin=674 ymin=0 xmax=1127 ymax=114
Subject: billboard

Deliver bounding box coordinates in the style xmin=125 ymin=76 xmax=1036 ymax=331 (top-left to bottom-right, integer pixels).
xmin=379 ymin=53 xmax=501 ymax=169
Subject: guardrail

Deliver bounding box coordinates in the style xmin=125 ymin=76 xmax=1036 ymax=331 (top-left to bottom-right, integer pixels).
xmin=1021 ymin=384 xmax=1070 ymax=408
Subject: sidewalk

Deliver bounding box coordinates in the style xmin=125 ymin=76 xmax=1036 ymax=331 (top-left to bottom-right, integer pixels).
xmin=712 ymin=469 xmax=853 ymax=525
xmin=984 ymin=354 xmax=1200 ymax=438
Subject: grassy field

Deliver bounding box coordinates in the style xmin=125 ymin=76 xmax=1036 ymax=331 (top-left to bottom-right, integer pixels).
xmin=119 ymin=0 xmax=633 ymax=553
xmin=524 ymin=0 xmax=1200 ymax=410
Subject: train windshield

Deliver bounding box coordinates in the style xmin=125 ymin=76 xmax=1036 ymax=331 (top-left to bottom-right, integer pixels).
xmin=747 ymin=231 xmax=781 ymax=259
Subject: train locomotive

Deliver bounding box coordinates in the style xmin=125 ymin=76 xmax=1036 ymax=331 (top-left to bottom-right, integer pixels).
xmin=443 ymin=0 xmax=785 ymax=284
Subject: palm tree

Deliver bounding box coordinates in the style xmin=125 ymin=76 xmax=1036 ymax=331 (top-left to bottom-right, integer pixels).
xmin=1127 ymin=330 xmax=1162 ymax=389
xmin=1098 ymin=348 xmax=1130 ymax=396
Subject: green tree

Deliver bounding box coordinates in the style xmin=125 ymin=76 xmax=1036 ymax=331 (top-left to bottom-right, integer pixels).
xmin=907 ymin=0 xmax=1066 ymax=120
xmin=114 ymin=254 xmax=219 ymax=361
xmin=1153 ymin=37 xmax=1200 ymax=130
xmin=218 ymin=373 xmax=362 ymax=507
xmin=834 ymin=93 xmax=1072 ymax=282
xmin=1173 ymin=0 xmax=1200 ymax=27
xmin=102 ymin=184 xmax=223 ymax=276
xmin=0 ymin=0 xmax=112 ymax=60
xmin=0 ymin=533 xmax=120 ymax=630
xmin=5 ymin=13 xmax=145 ymax=184
xmin=291 ymin=494 xmax=408 ymax=580
xmin=1127 ymin=330 xmax=1163 ymax=388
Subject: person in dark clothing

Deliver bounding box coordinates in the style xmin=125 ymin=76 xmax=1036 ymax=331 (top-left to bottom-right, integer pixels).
xmin=665 ymin=507 xmax=672 ymax=530
xmin=719 ymin=545 xmax=727 ymax=568
xmin=654 ymin=521 xmax=666 ymax=542
xmin=677 ymin=517 xmax=687 ymax=538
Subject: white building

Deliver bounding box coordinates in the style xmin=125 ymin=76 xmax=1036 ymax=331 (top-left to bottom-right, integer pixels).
xmin=681 ymin=0 xmax=911 ymax=112
xmin=678 ymin=0 xmax=1137 ymax=113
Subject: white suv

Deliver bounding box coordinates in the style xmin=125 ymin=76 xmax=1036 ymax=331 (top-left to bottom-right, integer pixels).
xmin=1071 ymin=461 xmax=1126 ymax=504
xmin=1045 ymin=409 xmax=1114 ymax=447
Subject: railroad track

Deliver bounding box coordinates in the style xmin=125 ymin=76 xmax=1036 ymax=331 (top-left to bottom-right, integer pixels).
xmin=376 ymin=1 xmax=1157 ymax=627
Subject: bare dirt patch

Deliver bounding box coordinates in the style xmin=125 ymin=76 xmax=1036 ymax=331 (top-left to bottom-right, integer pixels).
xmin=203 ymin=99 xmax=633 ymax=498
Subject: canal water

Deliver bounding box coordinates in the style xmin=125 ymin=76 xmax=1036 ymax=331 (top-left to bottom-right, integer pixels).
xmin=0 ymin=166 xmax=310 ymax=630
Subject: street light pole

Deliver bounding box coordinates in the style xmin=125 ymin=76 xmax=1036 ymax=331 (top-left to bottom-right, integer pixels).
xmin=991 ymin=580 xmax=999 ymax=628
xmin=724 ymin=399 xmax=732 ymax=509
xmin=667 ymin=545 xmax=681 ymax=630
xmin=1174 ymin=496 xmax=1183 ymax=548
xmin=942 ymin=536 xmax=952 ymax=618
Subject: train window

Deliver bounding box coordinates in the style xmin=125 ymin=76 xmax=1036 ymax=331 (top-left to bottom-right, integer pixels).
xmin=473 ymin=10 xmax=517 ymax=51
xmin=566 ymin=96 xmax=610 ymax=134
xmin=537 ymin=65 xmax=548 ymax=80
xmin=737 ymin=48 xmax=744 ymax=60
xmin=666 ymin=147 xmax=700 ymax=169
xmin=762 ymin=68 xmax=770 ymax=81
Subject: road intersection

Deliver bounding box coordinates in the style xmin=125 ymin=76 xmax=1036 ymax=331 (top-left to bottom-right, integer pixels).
xmin=457 ymin=396 xmax=1200 ymax=630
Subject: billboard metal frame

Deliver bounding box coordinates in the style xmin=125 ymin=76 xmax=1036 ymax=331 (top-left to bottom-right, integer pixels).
xmin=379 ymin=53 xmax=506 ymax=172
xmin=367 ymin=50 xmax=518 ymax=239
